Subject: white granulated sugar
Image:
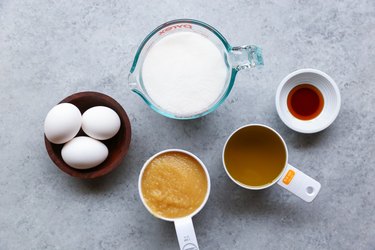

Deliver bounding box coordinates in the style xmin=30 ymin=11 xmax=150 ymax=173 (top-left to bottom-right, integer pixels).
xmin=142 ymin=31 xmax=228 ymax=116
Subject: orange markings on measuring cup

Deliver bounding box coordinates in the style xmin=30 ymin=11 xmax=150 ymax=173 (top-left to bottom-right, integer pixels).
xmin=283 ymin=170 xmax=295 ymax=185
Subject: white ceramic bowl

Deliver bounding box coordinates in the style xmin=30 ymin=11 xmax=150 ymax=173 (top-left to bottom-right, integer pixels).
xmin=275 ymin=69 xmax=341 ymax=133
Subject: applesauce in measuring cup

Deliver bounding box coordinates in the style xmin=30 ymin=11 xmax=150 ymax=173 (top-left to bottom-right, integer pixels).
xmin=140 ymin=151 xmax=208 ymax=219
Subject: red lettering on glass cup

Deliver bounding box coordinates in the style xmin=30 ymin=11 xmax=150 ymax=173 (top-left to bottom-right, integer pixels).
xmin=159 ymin=24 xmax=192 ymax=35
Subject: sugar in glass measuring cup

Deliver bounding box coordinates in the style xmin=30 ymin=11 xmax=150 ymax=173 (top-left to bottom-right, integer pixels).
xmin=128 ymin=19 xmax=263 ymax=119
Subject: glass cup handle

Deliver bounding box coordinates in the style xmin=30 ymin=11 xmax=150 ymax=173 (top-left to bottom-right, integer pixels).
xmin=277 ymin=164 xmax=321 ymax=202
xmin=174 ymin=217 xmax=199 ymax=250
xmin=229 ymin=45 xmax=264 ymax=71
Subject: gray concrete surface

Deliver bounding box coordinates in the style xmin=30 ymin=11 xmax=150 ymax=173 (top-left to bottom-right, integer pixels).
xmin=1 ymin=0 xmax=374 ymax=249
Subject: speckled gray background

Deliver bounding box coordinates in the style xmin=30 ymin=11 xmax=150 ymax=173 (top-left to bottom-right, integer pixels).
xmin=0 ymin=0 xmax=374 ymax=249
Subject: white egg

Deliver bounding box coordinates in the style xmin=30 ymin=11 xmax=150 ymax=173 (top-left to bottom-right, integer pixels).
xmin=61 ymin=136 xmax=108 ymax=169
xmin=82 ymin=106 xmax=121 ymax=140
xmin=44 ymin=103 xmax=81 ymax=144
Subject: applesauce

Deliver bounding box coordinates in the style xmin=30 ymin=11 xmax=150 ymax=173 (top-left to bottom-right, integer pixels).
xmin=141 ymin=151 xmax=208 ymax=219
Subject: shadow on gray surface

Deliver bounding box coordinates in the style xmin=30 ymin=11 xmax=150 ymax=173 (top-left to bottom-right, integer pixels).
xmin=165 ymin=112 xmax=219 ymax=135
xmin=63 ymin=150 xmax=134 ymax=195
xmin=214 ymin=175 xmax=310 ymax=226
xmin=289 ymin=129 xmax=327 ymax=149
xmin=274 ymin=111 xmax=332 ymax=150
xmin=65 ymin=172 xmax=122 ymax=195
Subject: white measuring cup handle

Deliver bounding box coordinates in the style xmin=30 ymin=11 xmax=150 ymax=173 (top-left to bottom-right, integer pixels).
xmin=277 ymin=164 xmax=321 ymax=202
xmin=174 ymin=217 xmax=199 ymax=250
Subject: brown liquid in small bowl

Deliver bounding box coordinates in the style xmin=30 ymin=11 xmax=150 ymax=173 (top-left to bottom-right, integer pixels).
xmin=287 ymin=84 xmax=324 ymax=120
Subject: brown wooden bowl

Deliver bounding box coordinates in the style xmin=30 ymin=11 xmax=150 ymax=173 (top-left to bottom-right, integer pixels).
xmin=44 ymin=91 xmax=131 ymax=179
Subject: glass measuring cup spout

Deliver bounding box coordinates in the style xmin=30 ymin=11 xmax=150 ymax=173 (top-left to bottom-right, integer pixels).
xmin=128 ymin=19 xmax=263 ymax=120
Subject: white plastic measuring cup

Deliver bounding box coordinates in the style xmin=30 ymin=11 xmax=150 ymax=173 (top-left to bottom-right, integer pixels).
xmin=223 ymin=124 xmax=321 ymax=202
xmin=139 ymin=149 xmax=211 ymax=250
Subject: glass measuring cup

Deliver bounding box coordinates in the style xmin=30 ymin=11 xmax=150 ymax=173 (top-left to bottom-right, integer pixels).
xmin=128 ymin=19 xmax=264 ymax=119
